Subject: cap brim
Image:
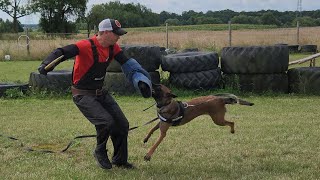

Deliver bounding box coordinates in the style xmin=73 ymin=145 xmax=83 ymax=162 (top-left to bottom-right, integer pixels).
xmin=113 ymin=28 xmax=127 ymax=36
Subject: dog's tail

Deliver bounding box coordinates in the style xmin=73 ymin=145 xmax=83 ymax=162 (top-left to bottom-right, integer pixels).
xmin=214 ymin=93 xmax=254 ymax=106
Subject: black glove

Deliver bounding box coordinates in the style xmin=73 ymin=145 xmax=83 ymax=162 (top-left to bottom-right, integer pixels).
xmin=38 ymin=64 xmax=48 ymax=75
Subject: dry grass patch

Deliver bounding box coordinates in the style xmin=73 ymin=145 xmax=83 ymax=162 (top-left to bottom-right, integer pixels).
xmin=1 ymin=26 xmax=319 ymax=61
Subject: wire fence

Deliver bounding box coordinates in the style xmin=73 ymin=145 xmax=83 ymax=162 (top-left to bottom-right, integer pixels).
xmin=1 ymin=22 xmax=319 ymax=61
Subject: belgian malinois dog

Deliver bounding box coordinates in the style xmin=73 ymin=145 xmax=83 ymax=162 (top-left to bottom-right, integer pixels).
xmin=143 ymin=84 xmax=254 ymax=161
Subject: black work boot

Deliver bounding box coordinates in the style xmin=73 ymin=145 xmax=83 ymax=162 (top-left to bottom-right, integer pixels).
xmin=94 ymin=124 xmax=112 ymax=169
xmin=93 ymin=149 xmax=112 ymax=169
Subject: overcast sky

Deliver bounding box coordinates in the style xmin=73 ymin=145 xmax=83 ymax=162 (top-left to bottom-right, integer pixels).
xmin=1 ymin=0 xmax=319 ymax=24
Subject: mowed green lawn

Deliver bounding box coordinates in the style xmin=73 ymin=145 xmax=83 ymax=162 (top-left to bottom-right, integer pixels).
xmin=1 ymin=55 xmax=320 ymax=179
xmin=0 ymin=60 xmax=74 ymax=83
xmin=1 ymin=95 xmax=320 ymax=179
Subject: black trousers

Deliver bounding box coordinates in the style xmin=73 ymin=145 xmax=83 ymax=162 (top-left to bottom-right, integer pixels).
xmin=73 ymin=92 xmax=129 ymax=164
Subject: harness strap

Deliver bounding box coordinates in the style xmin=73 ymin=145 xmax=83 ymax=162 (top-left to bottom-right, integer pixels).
xmin=158 ymin=101 xmax=185 ymax=126
xmin=88 ymin=39 xmax=114 ymax=64
xmin=88 ymin=39 xmax=99 ymax=63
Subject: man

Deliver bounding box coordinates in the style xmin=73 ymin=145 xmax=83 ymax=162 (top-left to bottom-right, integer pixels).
xmin=38 ymin=18 xmax=152 ymax=169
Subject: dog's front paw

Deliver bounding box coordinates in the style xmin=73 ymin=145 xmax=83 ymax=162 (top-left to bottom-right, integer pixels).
xmin=144 ymin=155 xmax=151 ymax=161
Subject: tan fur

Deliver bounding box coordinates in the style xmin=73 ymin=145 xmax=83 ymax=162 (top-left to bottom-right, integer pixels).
xmin=143 ymin=84 xmax=253 ymax=161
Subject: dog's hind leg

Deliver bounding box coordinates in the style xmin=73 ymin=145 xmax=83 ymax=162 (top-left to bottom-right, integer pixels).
xmin=144 ymin=122 xmax=171 ymax=161
xmin=143 ymin=122 xmax=160 ymax=143
xmin=210 ymin=112 xmax=235 ymax=134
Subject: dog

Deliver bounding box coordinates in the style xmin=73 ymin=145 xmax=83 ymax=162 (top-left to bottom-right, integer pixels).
xmin=143 ymin=84 xmax=254 ymax=161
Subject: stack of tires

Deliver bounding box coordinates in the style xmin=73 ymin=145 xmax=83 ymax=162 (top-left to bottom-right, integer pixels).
xmin=29 ymin=70 xmax=72 ymax=93
xmin=288 ymin=45 xmax=299 ymax=53
xmin=221 ymin=45 xmax=289 ymax=93
xmin=288 ymin=67 xmax=320 ymax=95
xmin=103 ymin=45 xmax=161 ymax=94
xmin=161 ymin=52 xmax=221 ymax=89
xmin=299 ymin=45 xmax=318 ymax=53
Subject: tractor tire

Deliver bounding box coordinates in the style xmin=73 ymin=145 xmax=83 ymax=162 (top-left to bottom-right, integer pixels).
xmin=0 ymin=83 xmax=29 ymax=97
xmin=104 ymin=71 xmax=160 ymax=94
xmin=223 ymin=73 xmax=288 ymax=93
xmin=288 ymin=45 xmax=299 ymax=53
xmin=288 ymin=67 xmax=320 ymax=95
xmin=299 ymin=45 xmax=318 ymax=53
xmin=161 ymin=52 xmax=219 ymax=73
xmin=106 ymin=45 xmax=161 ymax=72
xmin=29 ymin=70 xmax=72 ymax=92
xmin=221 ymin=45 xmax=289 ymax=74
xmin=169 ymin=68 xmax=222 ymax=89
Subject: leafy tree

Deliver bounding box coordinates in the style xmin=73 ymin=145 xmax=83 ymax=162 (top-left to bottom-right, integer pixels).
xmin=231 ymin=15 xmax=260 ymax=24
xmin=186 ymin=16 xmax=196 ymax=25
xmin=260 ymin=12 xmax=281 ymax=26
xmin=87 ymin=1 xmax=159 ymax=29
xmin=0 ymin=18 xmax=23 ymax=33
xmin=181 ymin=10 xmax=199 ymax=25
xmin=194 ymin=16 xmax=223 ymax=24
xmin=0 ymin=0 xmax=32 ymax=32
xmin=312 ymin=10 xmax=320 ymax=18
xmin=293 ymin=16 xmax=319 ymax=27
xmin=316 ymin=18 xmax=320 ymax=26
xmin=0 ymin=18 xmax=12 ymax=33
xmin=32 ymin=0 xmax=87 ymax=33
xmin=206 ymin=9 xmax=238 ymax=23
xmin=85 ymin=3 xmax=317 ymax=29
xmin=159 ymin=11 xmax=180 ymax=24
xmin=164 ymin=18 xmax=181 ymax=26
xmin=277 ymin=12 xmax=296 ymax=27
xmin=303 ymin=10 xmax=320 ymax=19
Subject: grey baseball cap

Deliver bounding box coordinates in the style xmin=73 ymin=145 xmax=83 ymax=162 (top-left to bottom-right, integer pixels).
xmin=98 ymin=18 xmax=127 ymax=36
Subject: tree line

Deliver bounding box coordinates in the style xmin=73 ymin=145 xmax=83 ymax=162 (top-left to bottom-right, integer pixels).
xmin=162 ymin=9 xmax=320 ymax=27
xmin=1 ymin=0 xmax=320 ymax=33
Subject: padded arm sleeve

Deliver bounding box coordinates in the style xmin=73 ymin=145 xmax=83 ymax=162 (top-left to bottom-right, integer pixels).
xmin=39 ymin=44 xmax=79 ymax=73
xmin=121 ymin=58 xmax=152 ymax=98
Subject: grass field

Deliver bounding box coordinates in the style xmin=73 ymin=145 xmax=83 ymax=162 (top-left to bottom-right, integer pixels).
xmin=1 ymin=91 xmax=320 ymax=179
xmin=1 ymin=25 xmax=319 ymax=61
xmin=0 ymin=24 xmax=319 ymax=178
xmin=0 ymin=60 xmax=74 ymax=83
xmin=0 ymin=55 xmax=320 ymax=179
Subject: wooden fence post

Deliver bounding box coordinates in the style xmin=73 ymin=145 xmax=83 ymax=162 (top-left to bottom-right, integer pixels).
xmin=296 ymin=21 xmax=300 ymax=45
xmin=166 ymin=23 xmax=169 ymax=49
xmin=26 ymin=28 xmax=30 ymax=56
xmin=228 ymin=21 xmax=232 ymax=46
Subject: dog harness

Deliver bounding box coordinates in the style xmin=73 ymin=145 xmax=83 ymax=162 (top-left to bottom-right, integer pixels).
xmin=157 ymin=101 xmax=186 ymax=126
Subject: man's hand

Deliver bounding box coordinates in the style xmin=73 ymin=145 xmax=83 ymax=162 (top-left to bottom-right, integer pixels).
xmin=38 ymin=64 xmax=48 ymax=75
